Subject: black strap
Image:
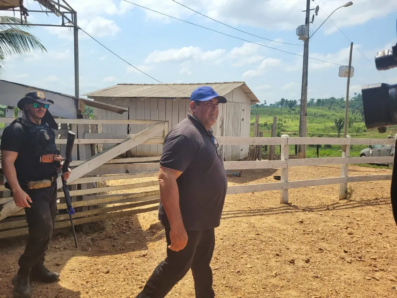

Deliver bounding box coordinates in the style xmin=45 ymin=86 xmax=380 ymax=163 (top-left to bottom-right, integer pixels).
xmin=391 ymin=139 xmax=397 ymax=225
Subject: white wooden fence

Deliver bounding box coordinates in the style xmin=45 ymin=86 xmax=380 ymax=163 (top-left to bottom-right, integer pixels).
xmin=0 ymin=115 xmax=393 ymax=239
xmin=219 ymin=135 xmax=393 ymax=203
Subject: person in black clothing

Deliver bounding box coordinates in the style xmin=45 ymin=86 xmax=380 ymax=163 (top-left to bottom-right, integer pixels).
xmin=1 ymin=91 xmax=71 ymax=298
xmin=136 ymin=86 xmax=228 ymax=298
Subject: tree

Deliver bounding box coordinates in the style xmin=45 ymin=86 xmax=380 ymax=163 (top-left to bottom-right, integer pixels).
xmin=0 ymin=16 xmax=46 ymax=72
xmin=334 ymin=117 xmax=345 ymax=137
xmin=280 ymin=98 xmax=285 ymax=108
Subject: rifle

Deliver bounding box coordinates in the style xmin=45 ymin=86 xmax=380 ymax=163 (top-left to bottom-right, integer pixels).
xmin=62 ymin=131 xmax=78 ymax=248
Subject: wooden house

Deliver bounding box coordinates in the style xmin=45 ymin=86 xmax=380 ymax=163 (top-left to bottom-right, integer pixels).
xmin=85 ymin=82 xmax=259 ymax=161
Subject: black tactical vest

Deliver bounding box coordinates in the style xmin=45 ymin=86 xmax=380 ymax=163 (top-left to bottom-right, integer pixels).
xmin=13 ymin=118 xmax=59 ymax=185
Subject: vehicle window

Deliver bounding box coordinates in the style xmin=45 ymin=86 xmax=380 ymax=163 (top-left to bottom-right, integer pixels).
xmin=373 ymin=145 xmax=381 ymax=149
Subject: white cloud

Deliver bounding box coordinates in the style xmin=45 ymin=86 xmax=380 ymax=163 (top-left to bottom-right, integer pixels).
xmin=258 ymin=58 xmax=280 ymax=69
xmin=282 ymin=82 xmax=298 ymax=91
xmin=242 ymin=58 xmax=280 ymax=78
xmin=180 ymin=62 xmax=192 ymax=76
xmin=228 ymin=43 xmax=260 ymax=58
xmin=309 ymin=45 xmax=361 ymax=70
xmin=80 ymin=17 xmax=120 ymax=38
xmin=99 ymin=56 xmax=107 ymax=61
xmin=232 ymin=55 xmax=263 ymax=67
xmin=103 ymin=76 xmax=117 ymax=82
xmin=145 ymin=46 xmax=226 ymax=64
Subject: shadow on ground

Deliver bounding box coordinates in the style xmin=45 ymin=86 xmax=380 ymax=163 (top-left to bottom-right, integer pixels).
xmin=0 ymin=213 xmax=165 ymax=298
xmin=222 ymin=197 xmax=390 ymax=220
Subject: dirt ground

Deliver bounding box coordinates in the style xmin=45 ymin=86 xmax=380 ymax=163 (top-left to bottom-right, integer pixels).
xmin=1 ymin=165 xmax=397 ymax=298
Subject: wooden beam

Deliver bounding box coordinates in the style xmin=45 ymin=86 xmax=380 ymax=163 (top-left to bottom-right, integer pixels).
xmin=217 ymin=136 xmax=287 ymax=146
xmin=347 ymin=175 xmax=392 ymax=183
xmin=68 ymin=172 xmax=158 ymax=185
xmin=70 ymin=156 xmax=161 ymax=166
xmin=227 ymin=182 xmax=285 ymax=194
xmin=57 ymin=190 xmax=160 ymax=210
xmin=0 ymin=118 xmax=161 ymax=125
xmin=0 ymin=205 xmax=159 ymax=239
xmin=54 ymin=137 xmax=164 ymax=145
xmin=0 ymin=123 xmax=165 ymax=221
xmin=56 ymin=180 xmax=158 ymax=198
xmin=224 ymin=160 xmax=286 ymax=170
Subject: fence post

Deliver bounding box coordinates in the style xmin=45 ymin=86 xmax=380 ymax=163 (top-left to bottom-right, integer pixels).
xmin=339 ymin=135 xmax=351 ymax=200
xmin=269 ymin=117 xmax=277 ymax=160
xmin=280 ymin=134 xmax=289 ymax=204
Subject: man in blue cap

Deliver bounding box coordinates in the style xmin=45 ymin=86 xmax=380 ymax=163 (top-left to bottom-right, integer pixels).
xmin=137 ymin=86 xmax=228 ymax=298
xmin=1 ymin=91 xmax=71 ymax=298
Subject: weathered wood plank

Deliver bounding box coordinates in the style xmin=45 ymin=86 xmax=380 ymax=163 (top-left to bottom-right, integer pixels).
xmin=217 ymin=137 xmax=287 ymax=146
xmin=0 ymin=118 xmax=160 ymax=125
xmin=70 ymin=156 xmax=161 ymax=166
xmin=0 ymin=123 xmax=164 ymax=221
xmin=56 ymin=180 xmax=158 ymax=198
xmin=57 ymin=190 xmax=160 ymax=210
xmin=224 ymin=160 xmax=286 ymax=170
xmin=227 ymin=182 xmax=285 ymax=194
xmin=0 ymin=205 xmax=159 ymax=239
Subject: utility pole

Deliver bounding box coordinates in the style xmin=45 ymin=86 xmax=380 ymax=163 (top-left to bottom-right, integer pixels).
xmin=343 ymin=42 xmax=354 ymax=140
xmin=298 ymin=0 xmax=311 ymax=158
xmin=73 ymin=11 xmax=80 ymax=100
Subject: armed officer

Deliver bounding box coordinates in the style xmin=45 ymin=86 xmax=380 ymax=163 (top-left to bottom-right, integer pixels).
xmin=1 ymin=91 xmax=71 ymax=298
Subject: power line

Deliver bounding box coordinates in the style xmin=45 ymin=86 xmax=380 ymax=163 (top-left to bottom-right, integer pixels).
xmin=312 ymin=0 xmax=390 ymax=82
xmin=124 ymin=1 xmax=343 ymax=66
xmin=172 ymin=0 xmax=302 ymax=46
xmin=78 ymin=27 xmax=185 ymax=95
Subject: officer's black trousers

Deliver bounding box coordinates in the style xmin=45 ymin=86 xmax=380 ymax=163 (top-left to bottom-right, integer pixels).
xmin=18 ymin=181 xmax=57 ymax=270
xmin=136 ymin=227 xmax=215 ymax=298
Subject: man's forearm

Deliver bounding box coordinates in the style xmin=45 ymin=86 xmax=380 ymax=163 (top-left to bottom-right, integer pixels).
xmin=159 ymin=177 xmax=184 ymax=229
xmin=2 ymin=159 xmax=21 ymax=192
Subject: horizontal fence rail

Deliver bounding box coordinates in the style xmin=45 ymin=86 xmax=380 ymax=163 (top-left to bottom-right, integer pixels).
xmin=0 ymin=127 xmax=394 ymax=239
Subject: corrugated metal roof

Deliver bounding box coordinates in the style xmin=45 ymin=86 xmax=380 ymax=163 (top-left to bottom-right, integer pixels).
xmin=84 ymin=81 xmax=259 ymax=103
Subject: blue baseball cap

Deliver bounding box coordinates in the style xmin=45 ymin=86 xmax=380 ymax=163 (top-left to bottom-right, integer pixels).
xmin=190 ymin=86 xmax=227 ymax=103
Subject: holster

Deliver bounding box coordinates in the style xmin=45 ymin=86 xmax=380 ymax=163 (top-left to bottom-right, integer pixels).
xmin=27 ymin=178 xmax=53 ymax=190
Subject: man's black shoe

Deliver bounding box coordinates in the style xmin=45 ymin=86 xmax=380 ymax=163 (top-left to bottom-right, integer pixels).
xmin=30 ymin=263 xmax=59 ymax=283
xmin=12 ymin=269 xmax=31 ymax=298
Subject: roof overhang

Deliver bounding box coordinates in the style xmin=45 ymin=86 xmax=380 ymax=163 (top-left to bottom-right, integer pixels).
xmin=0 ymin=80 xmax=127 ymax=115
xmin=80 ymin=98 xmax=128 ymax=114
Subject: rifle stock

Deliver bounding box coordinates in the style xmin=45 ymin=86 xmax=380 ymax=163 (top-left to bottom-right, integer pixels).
xmin=62 ymin=131 xmax=78 ymax=248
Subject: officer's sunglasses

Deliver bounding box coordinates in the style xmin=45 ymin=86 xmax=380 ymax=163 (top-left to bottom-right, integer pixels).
xmin=211 ymin=136 xmax=219 ymax=149
xmin=33 ymin=102 xmax=49 ymax=109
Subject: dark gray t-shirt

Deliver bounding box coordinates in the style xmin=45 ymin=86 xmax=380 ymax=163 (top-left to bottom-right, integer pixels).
xmin=158 ymin=115 xmax=227 ymax=231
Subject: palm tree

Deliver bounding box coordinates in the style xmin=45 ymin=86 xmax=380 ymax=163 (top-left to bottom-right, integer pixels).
xmin=334 ymin=117 xmax=345 ymax=137
xmin=0 ymin=16 xmax=46 ymax=72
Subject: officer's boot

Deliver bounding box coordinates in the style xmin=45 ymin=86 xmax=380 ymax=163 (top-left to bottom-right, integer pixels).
xmin=12 ymin=268 xmax=31 ymax=298
xmin=30 ymin=262 xmax=59 ymax=283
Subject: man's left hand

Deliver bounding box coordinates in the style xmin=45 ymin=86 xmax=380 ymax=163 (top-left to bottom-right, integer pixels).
xmin=63 ymin=168 xmax=71 ymax=181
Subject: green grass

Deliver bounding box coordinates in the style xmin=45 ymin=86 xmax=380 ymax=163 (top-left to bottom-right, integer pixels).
xmin=253 ymin=106 xmax=396 ymax=169
xmin=251 ymin=106 xmax=397 ymax=140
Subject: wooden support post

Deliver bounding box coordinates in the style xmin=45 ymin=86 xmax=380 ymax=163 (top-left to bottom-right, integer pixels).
xmin=253 ymin=114 xmax=260 ymax=160
xmin=339 ymin=135 xmax=351 ymax=200
xmin=316 ymin=145 xmax=320 ymax=158
xmin=2 ymin=108 xmax=15 ymax=198
xmin=269 ymin=117 xmax=277 ymax=160
xmin=258 ymin=132 xmax=263 ymax=160
xmin=280 ymin=134 xmax=289 ymax=204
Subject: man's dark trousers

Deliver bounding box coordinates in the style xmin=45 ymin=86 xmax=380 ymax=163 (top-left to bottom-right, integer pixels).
xmin=18 ymin=181 xmax=57 ymax=270
xmin=136 ymin=226 xmax=215 ymax=298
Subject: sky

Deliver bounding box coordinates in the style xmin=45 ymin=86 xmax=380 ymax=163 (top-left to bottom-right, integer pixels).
xmin=1 ymin=0 xmax=397 ymax=104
